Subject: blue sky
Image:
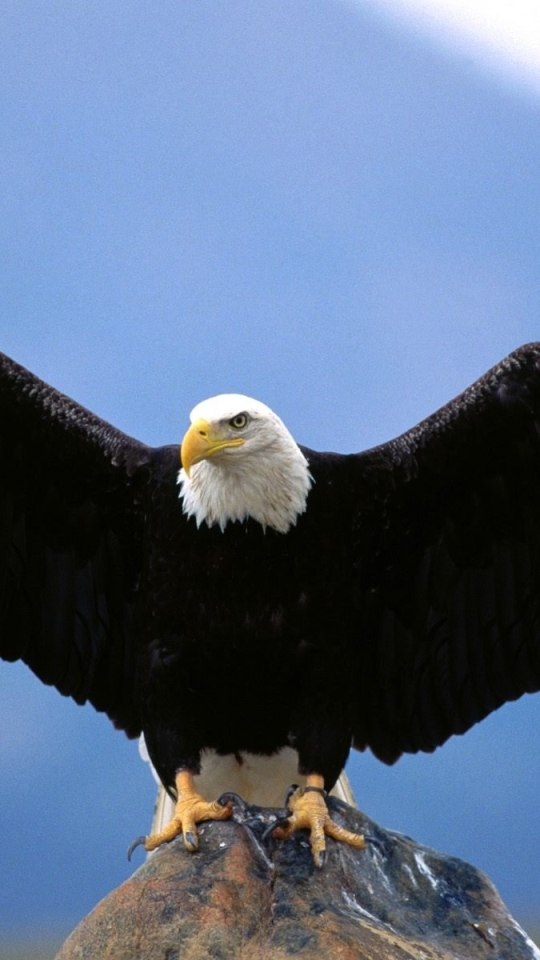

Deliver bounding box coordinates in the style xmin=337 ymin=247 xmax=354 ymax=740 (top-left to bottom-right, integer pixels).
xmin=1 ymin=0 xmax=540 ymax=941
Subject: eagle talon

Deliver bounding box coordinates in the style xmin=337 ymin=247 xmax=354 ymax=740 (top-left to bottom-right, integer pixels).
xmin=142 ymin=770 xmax=234 ymax=854
xmin=362 ymin=834 xmax=380 ymax=849
xmin=262 ymin=813 xmax=292 ymax=842
xmin=267 ymin=775 xmax=367 ymax=867
xmin=284 ymin=783 xmax=300 ymax=807
xmin=217 ymin=791 xmax=246 ymax=810
xmin=127 ymin=835 xmax=148 ymax=862
xmin=184 ymin=830 xmax=197 ymax=851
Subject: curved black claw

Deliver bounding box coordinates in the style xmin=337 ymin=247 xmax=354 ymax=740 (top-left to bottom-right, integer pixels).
xmin=217 ymin=791 xmax=246 ymax=811
xmin=362 ymin=834 xmax=380 ymax=849
xmin=315 ymin=849 xmax=326 ymax=870
xmin=262 ymin=813 xmax=291 ymax=843
xmin=283 ymin=783 xmax=299 ymax=808
xmin=184 ymin=830 xmax=198 ymax=851
xmin=127 ymin=835 xmax=147 ymax=862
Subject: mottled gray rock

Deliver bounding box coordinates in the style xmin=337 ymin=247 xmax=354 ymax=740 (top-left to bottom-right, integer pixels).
xmin=56 ymin=799 xmax=540 ymax=960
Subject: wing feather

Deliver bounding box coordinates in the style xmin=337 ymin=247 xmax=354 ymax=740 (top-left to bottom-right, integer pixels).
xmin=347 ymin=343 xmax=540 ymax=763
xmin=0 ymin=353 xmax=152 ymax=736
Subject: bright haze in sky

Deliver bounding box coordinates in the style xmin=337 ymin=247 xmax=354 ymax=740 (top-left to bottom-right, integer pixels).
xmin=353 ymin=0 xmax=540 ymax=94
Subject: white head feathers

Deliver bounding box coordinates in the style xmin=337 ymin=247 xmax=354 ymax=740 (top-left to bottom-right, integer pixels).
xmin=178 ymin=394 xmax=312 ymax=534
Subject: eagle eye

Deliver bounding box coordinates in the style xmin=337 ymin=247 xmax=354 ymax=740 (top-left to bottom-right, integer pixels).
xmin=229 ymin=413 xmax=248 ymax=429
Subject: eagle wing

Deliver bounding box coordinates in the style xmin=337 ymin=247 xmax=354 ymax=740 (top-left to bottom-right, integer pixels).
xmin=0 ymin=354 xmax=152 ymax=736
xmin=347 ymin=343 xmax=540 ymax=764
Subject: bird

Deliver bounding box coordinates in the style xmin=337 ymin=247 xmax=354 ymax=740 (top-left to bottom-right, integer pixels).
xmin=1 ymin=343 xmax=540 ymax=868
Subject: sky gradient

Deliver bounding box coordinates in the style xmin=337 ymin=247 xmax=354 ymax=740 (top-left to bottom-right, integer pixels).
xmin=355 ymin=0 xmax=540 ymax=94
xmin=1 ymin=0 xmax=540 ymax=943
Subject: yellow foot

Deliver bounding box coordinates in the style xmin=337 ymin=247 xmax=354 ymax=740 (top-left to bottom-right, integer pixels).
xmin=142 ymin=770 xmax=233 ymax=854
xmin=271 ymin=774 xmax=366 ymax=868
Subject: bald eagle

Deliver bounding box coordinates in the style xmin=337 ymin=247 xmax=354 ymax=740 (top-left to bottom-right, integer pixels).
xmin=1 ymin=344 xmax=540 ymax=867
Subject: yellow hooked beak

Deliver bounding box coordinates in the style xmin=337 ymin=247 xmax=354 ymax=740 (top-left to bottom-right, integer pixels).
xmin=181 ymin=419 xmax=245 ymax=476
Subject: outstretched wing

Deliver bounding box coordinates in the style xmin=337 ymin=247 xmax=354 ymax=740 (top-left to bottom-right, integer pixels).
xmin=348 ymin=343 xmax=540 ymax=764
xmin=0 ymin=354 xmax=152 ymax=736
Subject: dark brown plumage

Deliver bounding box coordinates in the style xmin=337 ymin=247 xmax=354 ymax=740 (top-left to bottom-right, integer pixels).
xmin=1 ymin=344 xmax=540 ymax=815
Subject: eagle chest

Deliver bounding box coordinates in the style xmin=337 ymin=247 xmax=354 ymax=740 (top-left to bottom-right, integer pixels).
xmin=144 ymin=515 xmax=340 ymax=677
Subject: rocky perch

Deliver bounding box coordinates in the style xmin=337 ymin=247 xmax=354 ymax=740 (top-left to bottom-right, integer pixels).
xmin=56 ymin=798 xmax=539 ymax=960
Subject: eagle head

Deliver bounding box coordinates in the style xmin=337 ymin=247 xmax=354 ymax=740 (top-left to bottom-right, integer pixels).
xmin=178 ymin=394 xmax=312 ymax=533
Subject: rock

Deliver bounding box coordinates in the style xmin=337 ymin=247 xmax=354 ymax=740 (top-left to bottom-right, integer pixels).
xmin=56 ymin=798 xmax=539 ymax=960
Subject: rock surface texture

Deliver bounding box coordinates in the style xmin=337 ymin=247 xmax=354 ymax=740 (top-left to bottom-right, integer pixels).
xmin=56 ymin=799 xmax=539 ymax=960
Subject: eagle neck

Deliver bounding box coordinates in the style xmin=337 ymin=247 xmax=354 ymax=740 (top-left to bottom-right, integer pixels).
xmin=178 ymin=444 xmax=312 ymax=534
